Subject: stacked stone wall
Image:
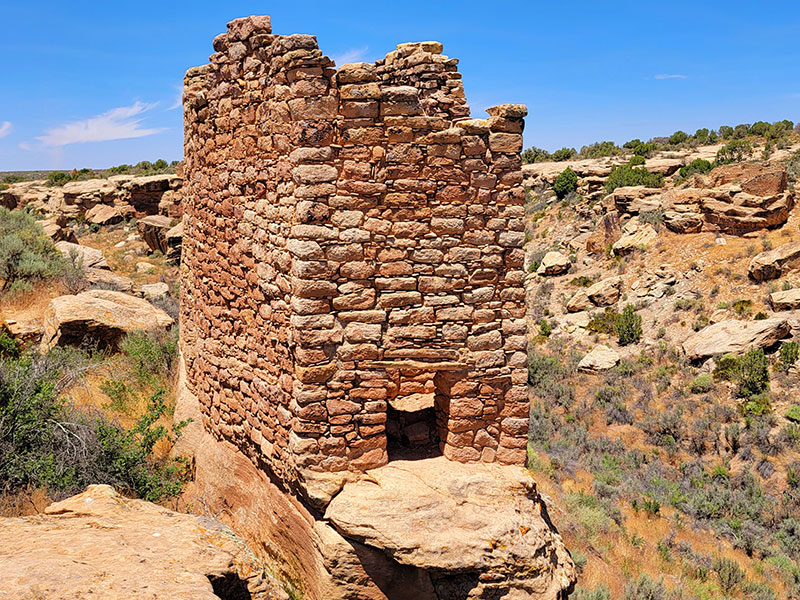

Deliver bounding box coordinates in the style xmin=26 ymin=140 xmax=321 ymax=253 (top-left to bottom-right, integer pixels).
xmin=181 ymin=15 xmax=529 ymax=495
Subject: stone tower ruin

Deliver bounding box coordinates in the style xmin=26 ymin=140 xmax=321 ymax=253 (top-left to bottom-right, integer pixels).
xmin=181 ymin=15 xmax=530 ymax=498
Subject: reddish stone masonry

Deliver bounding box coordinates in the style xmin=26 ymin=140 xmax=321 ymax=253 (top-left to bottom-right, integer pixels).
xmin=181 ymin=15 xmax=529 ymax=495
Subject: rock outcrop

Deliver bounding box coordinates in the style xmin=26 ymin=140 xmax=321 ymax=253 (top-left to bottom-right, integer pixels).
xmin=325 ymin=458 xmax=576 ymax=599
xmin=586 ymin=276 xmax=622 ymax=306
xmin=749 ymin=241 xmax=800 ymax=281
xmin=55 ymin=240 xmax=109 ymax=270
xmin=578 ymin=344 xmax=620 ymax=371
xmin=682 ymin=318 xmax=791 ymax=360
xmin=41 ymin=289 xmax=174 ymax=350
xmin=770 ymin=288 xmax=800 ymax=311
xmin=537 ymin=251 xmax=571 ymax=276
xmin=0 ymin=484 xmax=285 ymax=599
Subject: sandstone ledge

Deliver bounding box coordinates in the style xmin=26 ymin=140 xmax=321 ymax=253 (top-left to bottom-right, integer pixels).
xmin=0 ymin=484 xmax=284 ymax=599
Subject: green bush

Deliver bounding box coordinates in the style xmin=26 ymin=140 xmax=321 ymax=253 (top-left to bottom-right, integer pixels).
xmin=779 ymin=341 xmax=799 ymax=372
xmin=669 ymin=130 xmax=690 ymax=145
xmin=521 ymin=146 xmax=550 ymax=164
xmin=628 ymin=155 xmax=646 ymax=166
xmin=735 ymin=348 xmax=770 ymax=399
xmin=551 ymin=147 xmax=577 ymax=161
xmin=572 ymin=585 xmax=611 ymax=600
xmin=0 ymin=349 xmax=190 ymax=500
xmin=118 ymin=328 xmax=179 ymax=387
xmin=615 ymin=304 xmax=642 ymax=346
xmin=623 ymin=575 xmax=667 ymax=600
xmin=604 ymin=165 xmax=664 ymax=194
xmin=689 ymin=373 xmax=714 ymax=394
xmin=0 ymin=328 xmax=19 ymax=359
xmin=580 ymin=141 xmax=620 ymax=159
xmin=586 ymin=308 xmax=619 ymax=335
xmin=785 ymin=405 xmax=800 ymax=423
xmin=716 ymin=140 xmax=753 ymax=164
xmin=632 ymin=141 xmax=657 ymax=157
xmin=712 ymin=556 xmax=745 ymax=593
xmin=679 ymin=158 xmax=713 ymax=179
xmin=552 ymin=167 xmax=578 ymax=199
xmin=0 ymin=207 xmax=64 ymax=294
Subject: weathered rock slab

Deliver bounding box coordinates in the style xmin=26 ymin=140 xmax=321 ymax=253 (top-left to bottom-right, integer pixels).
xmin=0 ymin=484 xmax=285 ymax=599
xmin=749 ymin=241 xmax=800 ymax=281
xmin=578 ymin=344 xmax=620 ymax=371
xmin=537 ymin=251 xmax=571 ymax=276
xmin=683 ymin=318 xmax=791 ymax=360
xmin=41 ymin=289 xmax=173 ymax=350
xmin=325 ymin=457 xmax=576 ymax=598
xmin=770 ymin=288 xmax=800 ymax=311
xmin=55 ymin=241 xmax=109 ymax=270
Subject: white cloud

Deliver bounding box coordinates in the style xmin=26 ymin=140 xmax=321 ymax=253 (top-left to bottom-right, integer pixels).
xmin=654 ymin=74 xmax=688 ymax=80
xmin=37 ymin=102 xmax=162 ymax=147
xmin=0 ymin=121 xmax=11 ymax=138
xmin=167 ymin=85 xmax=183 ymax=111
xmin=332 ymin=46 xmax=369 ymax=66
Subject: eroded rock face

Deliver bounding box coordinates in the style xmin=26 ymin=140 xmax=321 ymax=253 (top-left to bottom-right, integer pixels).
xmin=324 ymin=458 xmax=576 ymax=599
xmin=612 ymin=223 xmax=657 ymax=255
xmin=771 ymin=288 xmax=800 ymax=311
xmin=0 ymin=484 xmax=285 ymax=600
xmin=41 ymin=289 xmax=173 ymax=350
xmin=586 ymin=212 xmax=621 ymax=254
xmin=682 ymin=318 xmax=791 ymax=360
xmin=586 ymin=276 xmax=622 ymax=306
xmin=749 ymin=241 xmax=800 ymax=281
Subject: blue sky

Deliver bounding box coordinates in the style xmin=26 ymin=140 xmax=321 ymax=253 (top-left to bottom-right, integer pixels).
xmin=1 ymin=0 xmax=798 ymax=171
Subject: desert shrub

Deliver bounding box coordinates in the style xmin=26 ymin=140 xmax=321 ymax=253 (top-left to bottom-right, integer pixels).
xmin=61 ymin=247 xmax=87 ymax=294
xmin=572 ymin=585 xmax=611 ymax=600
xmin=779 ymin=341 xmax=799 ymax=372
xmin=632 ymin=141 xmax=657 ymax=157
xmin=713 ymin=556 xmax=745 ymax=592
xmin=538 ymin=319 xmax=553 ymax=337
xmin=732 ymin=298 xmax=753 ymax=316
xmin=669 ymin=130 xmax=690 ymax=145
xmin=604 ymin=165 xmax=664 ymax=194
xmin=679 ymin=158 xmax=713 ymax=179
xmin=615 ymin=304 xmax=642 ymax=346
xmin=552 ymin=167 xmax=578 ymax=199
xmin=716 ymin=140 xmax=753 ymax=164
xmin=570 ymin=275 xmax=594 ymax=287
xmin=639 ymin=209 xmax=665 ymax=230
xmin=586 ymin=308 xmax=619 ymax=335
xmin=528 ymin=352 xmax=575 ymax=409
xmin=735 ymin=348 xmax=770 ymax=399
xmin=689 ymin=373 xmax=714 ymax=394
xmin=622 ymin=574 xmax=667 ymax=600
xmin=580 ymin=141 xmax=620 ymax=159
xmin=628 ymin=155 xmax=645 ymax=166
xmin=564 ymin=491 xmax=613 ymax=537
xmin=0 ymin=207 xmax=65 ymax=293
xmin=521 ymin=146 xmax=549 ymax=164
xmin=551 ymin=147 xmax=577 ymax=161
xmin=118 ymin=328 xmax=179 ymax=387
xmin=0 ymin=349 xmax=190 ymax=501
xmin=786 ymin=405 xmax=800 ymax=424
xmin=741 ymin=581 xmax=777 ymax=600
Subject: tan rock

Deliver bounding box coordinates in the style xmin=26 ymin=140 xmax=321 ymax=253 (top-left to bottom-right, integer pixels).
xmin=137 ymin=214 xmax=173 ymax=253
xmin=586 ymin=212 xmax=621 ymax=254
xmin=325 ymin=458 xmax=576 ymax=598
xmin=578 ymin=344 xmax=620 ymax=371
xmin=41 ymin=290 xmax=174 ymax=350
xmin=664 ymin=210 xmax=703 ymax=233
xmin=608 ymin=186 xmax=663 ymax=214
xmin=0 ymin=484 xmax=284 ymax=599
xmin=566 ymin=290 xmax=592 ymax=312
xmin=586 ymin=276 xmax=622 ymax=306
xmin=537 ymin=251 xmax=571 ymax=276
xmin=749 ymin=241 xmax=800 ymax=281
xmin=770 ymin=288 xmax=800 ymax=311
xmin=84 ymin=268 xmax=134 ymax=292
xmin=612 ymin=223 xmax=657 ymax=255
xmin=54 ymin=241 xmax=109 ymax=270
xmin=86 ymin=203 xmax=123 ymax=225
xmin=682 ymin=318 xmax=791 ymax=360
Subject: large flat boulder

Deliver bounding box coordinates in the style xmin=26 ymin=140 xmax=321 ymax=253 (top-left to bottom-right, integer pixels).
xmin=578 ymin=344 xmax=620 ymax=371
xmin=770 ymin=288 xmax=800 ymax=311
xmin=54 ymin=241 xmax=109 ymax=270
xmin=749 ymin=242 xmax=800 ymax=281
xmin=608 ymin=186 xmax=663 ymax=214
xmin=683 ymin=318 xmax=791 ymax=360
xmin=586 ymin=276 xmax=622 ymax=306
xmin=537 ymin=251 xmax=571 ymax=276
xmin=324 ymin=457 xmax=576 ymax=599
xmin=612 ymin=223 xmax=657 ymax=255
xmin=62 ymin=179 xmax=118 ymax=208
xmin=586 ymin=212 xmax=621 ymax=254
xmin=0 ymin=484 xmax=283 ymax=599
xmin=41 ymin=289 xmax=173 ymax=350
